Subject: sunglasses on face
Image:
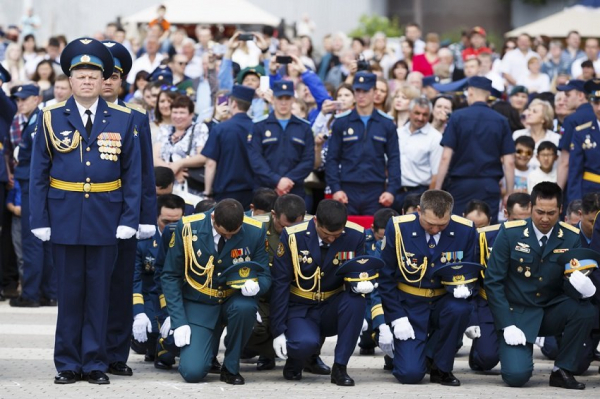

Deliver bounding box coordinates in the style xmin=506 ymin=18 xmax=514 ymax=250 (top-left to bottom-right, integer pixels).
xmin=160 ymin=85 xmax=179 ymax=92
xmin=516 ymin=149 xmax=533 ymax=156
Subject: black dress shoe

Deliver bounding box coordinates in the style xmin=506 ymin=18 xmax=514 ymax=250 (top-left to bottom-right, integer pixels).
xmin=220 ymin=367 xmax=245 ymax=385
xmin=283 ymin=359 xmax=302 ymax=380
xmin=39 ymin=297 xmax=58 ymax=306
xmin=144 ymin=353 xmax=155 ymax=362
xmin=0 ymin=292 xmax=5 ymax=301
xmin=430 ymin=368 xmax=460 ymax=386
xmin=54 ymin=371 xmax=80 ymax=384
xmin=257 ymin=355 xmax=275 ymax=371
xmin=9 ymin=296 xmax=40 ymax=307
xmin=83 ymin=370 xmax=110 ymax=385
xmin=549 ymin=368 xmax=585 ymax=390
xmin=154 ymin=359 xmax=172 ymax=370
xmin=209 ymin=356 xmax=221 ymax=374
xmin=303 ymin=355 xmax=331 ymax=375
xmin=330 ymin=363 xmax=354 ymax=386
xmin=359 ymin=347 xmax=375 ymax=355
xmin=383 ymin=355 xmax=393 ymax=371
xmin=108 ymin=361 xmax=133 ymax=376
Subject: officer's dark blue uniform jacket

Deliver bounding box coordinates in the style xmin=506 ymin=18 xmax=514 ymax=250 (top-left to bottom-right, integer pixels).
xmin=559 ymin=103 xmax=595 ymax=152
xmin=325 ymin=108 xmax=401 ymax=194
xmin=250 ymin=112 xmax=315 ymax=190
xmin=133 ymin=230 xmax=161 ymax=323
xmin=270 ymin=219 xmax=366 ymax=338
xmin=153 ymin=222 xmax=178 ymax=322
xmin=0 ymin=90 xmax=16 ymax=183
xmin=567 ymin=120 xmax=600 ymax=202
xmin=29 ymin=97 xmax=142 ymax=245
xmin=470 ymin=224 xmax=501 ymax=327
xmin=14 ymin=111 xmax=38 ymax=181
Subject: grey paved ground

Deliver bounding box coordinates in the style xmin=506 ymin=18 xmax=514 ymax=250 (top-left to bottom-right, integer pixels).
xmin=0 ymin=302 xmax=599 ymax=398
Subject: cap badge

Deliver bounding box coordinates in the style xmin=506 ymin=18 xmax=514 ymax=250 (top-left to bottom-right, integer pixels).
xmin=80 ymin=55 xmax=91 ymax=63
xmin=104 ymin=42 xmax=116 ymax=48
xmin=357 ymin=259 xmax=369 ymax=265
xmin=239 ymin=267 xmax=250 ymax=278
xmin=282 ymin=84 xmax=287 ymax=90
xmin=80 ymin=39 xmax=92 ymax=45
xmin=359 ymin=77 xmax=364 ymax=82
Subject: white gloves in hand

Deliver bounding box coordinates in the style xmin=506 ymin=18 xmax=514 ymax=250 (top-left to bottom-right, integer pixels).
xmin=378 ymin=324 xmax=395 ymax=358
xmin=391 ymin=317 xmax=415 ymax=341
xmin=137 ymin=224 xmax=156 ymax=239
xmin=32 ymin=227 xmax=51 ymax=241
xmin=361 ymin=319 xmax=369 ymax=333
xmin=173 ymin=325 xmax=191 ymax=347
xmin=465 ymin=326 xmax=481 ymax=339
xmin=132 ymin=313 xmax=152 ymax=342
xmin=352 ymin=281 xmax=375 ymax=294
xmin=534 ymin=337 xmax=545 ymax=348
xmin=160 ymin=316 xmax=171 ymax=339
xmin=116 ymin=225 xmax=137 ymax=239
xmin=503 ymin=325 xmax=526 ymax=346
xmin=241 ymin=280 xmax=260 ymax=296
xmin=569 ymin=270 xmax=597 ymax=298
xmin=273 ymin=333 xmax=288 ymax=359
xmin=256 ymin=311 xmax=263 ymax=323
xmin=453 ymin=284 xmax=471 ymax=299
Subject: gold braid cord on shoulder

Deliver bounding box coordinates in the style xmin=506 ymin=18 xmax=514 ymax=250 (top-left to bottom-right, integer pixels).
xmin=182 ymin=222 xmax=215 ymax=293
xmin=479 ymin=232 xmax=489 ymax=278
xmin=43 ymin=110 xmax=83 ymax=159
xmin=289 ymin=233 xmax=321 ymax=293
xmin=394 ymin=222 xmax=427 ymax=283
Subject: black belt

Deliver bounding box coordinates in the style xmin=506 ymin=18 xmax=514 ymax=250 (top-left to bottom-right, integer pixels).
xmin=400 ymin=185 xmax=427 ymax=193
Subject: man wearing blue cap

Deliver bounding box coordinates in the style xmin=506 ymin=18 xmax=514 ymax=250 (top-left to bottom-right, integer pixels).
xmin=202 ymin=85 xmax=256 ymax=209
xmin=250 ymin=80 xmax=314 ymax=198
xmin=101 ymin=40 xmax=157 ymax=377
xmin=435 ymin=76 xmax=515 ymax=222
xmin=29 ymin=37 xmax=142 ymax=385
xmin=486 ymin=182 xmax=596 ymax=389
xmin=566 ymin=79 xmax=600 ymax=202
xmin=9 ymin=84 xmax=56 ymax=309
xmin=325 ymin=71 xmax=400 ymax=215
xmin=556 ymin=79 xmax=596 ymax=199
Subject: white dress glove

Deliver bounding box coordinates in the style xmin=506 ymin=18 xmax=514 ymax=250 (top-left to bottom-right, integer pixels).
xmin=534 ymin=337 xmax=545 ymax=348
xmin=503 ymin=325 xmax=526 ymax=346
xmin=273 ymin=333 xmax=288 ymax=359
xmin=32 ymin=227 xmax=51 ymax=242
xmin=352 ymin=280 xmax=375 ymax=294
xmin=116 ymin=225 xmax=137 ymax=239
xmin=465 ymin=326 xmax=481 ymax=339
xmin=132 ymin=313 xmax=152 ymax=342
xmin=173 ymin=325 xmax=191 ymax=347
xmin=160 ymin=316 xmax=171 ymax=339
xmin=453 ymin=284 xmax=471 ymax=299
xmin=241 ymin=279 xmax=260 ymax=296
xmin=137 ymin=224 xmax=157 ymax=239
xmin=378 ymin=324 xmax=395 ymax=358
xmin=391 ymin=317 xmax=415 ymax=341
xmin=361 ymin=319 xmax=369 ymax=332
xmin=569 ymin=270 xmax=597 ymax=298
xmin=256 ymin=311 xmax=263 ymax=323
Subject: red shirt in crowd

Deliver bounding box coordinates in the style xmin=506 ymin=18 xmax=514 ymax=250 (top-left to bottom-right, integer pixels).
xmin=411 ymin=54 xmax=439 ymax=77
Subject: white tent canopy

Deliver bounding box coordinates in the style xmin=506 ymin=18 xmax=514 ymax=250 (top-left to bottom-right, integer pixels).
xmin=122 ymin=0 xmax=281 ymax=26
xmin=506 ymin=5 xmax=600 ymax=37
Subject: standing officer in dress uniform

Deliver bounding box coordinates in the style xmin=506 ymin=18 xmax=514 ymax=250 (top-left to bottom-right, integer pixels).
xmin=100 ymin=39 xmax=157 ymax=377
xmin=9 ymin=85 xmax=56 ymax=308
xmin=30 ymin=37 xmax=141 ymax=385
xmin=202 ymin=86 xmax=256 ymax=209
xmin=435 ymin=76 xmax=515 ymax=222
xmin=378 ymin=190 xmax=477 ymax=386
xmin=161 ymin=199 xmax=270 ymax=385
xmin=486 ymin=182 xmax=596 ymax=389
xmin=250 ymin=81 xmax=314 ymax=198
xmin=325 ymin=71 xmax=400 ymax=215
xmin=567 ymin=80 xmax=600 ymax=202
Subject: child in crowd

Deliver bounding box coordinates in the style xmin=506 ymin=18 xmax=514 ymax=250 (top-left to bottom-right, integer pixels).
xmin=527 ymin=141 xmax=558 ymax=193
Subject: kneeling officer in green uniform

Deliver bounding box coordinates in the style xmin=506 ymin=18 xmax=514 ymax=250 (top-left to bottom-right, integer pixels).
xmin=162 ymin=199 xmax=271 ymax=385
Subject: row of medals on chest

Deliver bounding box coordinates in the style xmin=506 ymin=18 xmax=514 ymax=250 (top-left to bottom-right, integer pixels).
xmin=405 ymin=249 xmax=463 ymax=268
xmin=299 ymin=251 xmax=343 ymax=265
xmin=98 ymin=138 xmax=121 ymax=161
xmin=190 ymin=235 xmax=251 ymax=264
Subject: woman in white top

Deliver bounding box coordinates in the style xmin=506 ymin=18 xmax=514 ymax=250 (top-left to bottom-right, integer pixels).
xmin=1 ymin=43 xmax=28 ymax=94
xmin=517 ymin=57 xmax=550 ymax=94
xmin=512 ymin=98 xmax=561 ymax=169
xmin=389 ymin=83 xmax=420 ymax=127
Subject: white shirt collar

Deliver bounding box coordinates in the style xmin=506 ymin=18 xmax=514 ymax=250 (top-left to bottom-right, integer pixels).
xmin=532 ymin=222 xmax=553 ymax=245
xmin=210 ymin=213 xmax=222 ymax=251
xmin=75 ymin=98 xmax=99 ymax=123
xmin=425 ymin=232 xmax=441 ymax=244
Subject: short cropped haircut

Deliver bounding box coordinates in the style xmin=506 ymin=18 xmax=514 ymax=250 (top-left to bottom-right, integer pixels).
xmin=157 ymin=194 xmax=186 ymax=214
xmin=464 ymin=199 xmax=491 ymax=221
xmin=506 ymin=193 xmax=531 ymax=214
xmin=537 ymin=141 xmax=557 ymax=155
xmin=252 ymin=188 xmax=277 ymax=213
xmin=515 ymin=135 xmax=535 ymax=150
xmin=195 ymin=199 xmax=216 ymax=213
xmin=273 ymin=194 xmax=306 ymax=222
xmin=316 ymin=200 xmax=347 ymax=231
xmin=531 ymin=182 xmax=562 ymax=209
xmin=581 ymin=192 xmax=600 ymax=215
xmin=420 ymin=190 xmax=454 ymax=218
xmin=214 ymin=199 xmax=244 ymax=232
xmin=154 ymin=166 xmax=175 ymax=189
xmin=403 ymin=193 xmax=422 ymax=214
xmin=373 ymin=208 xmax=399 ymax=230
xmin=566 ymin=199 xmax=582 ymax=216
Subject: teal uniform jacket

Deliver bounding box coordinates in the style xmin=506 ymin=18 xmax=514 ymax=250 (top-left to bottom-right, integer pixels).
xmin=485 ymin=219 xmax=583 ymax=342
xmin=161 ymin=211 xmax=271 ymax=331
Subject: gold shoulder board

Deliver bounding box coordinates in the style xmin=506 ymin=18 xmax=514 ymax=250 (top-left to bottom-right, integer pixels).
xmin=286 ymin=221 xmax=309 ymax=234
xmin=107 ymin=101 xmax=131 ymax=114
xmin=559 ymin=221 xmax=580 ymax=234
xmin=575 ymin=121 xmax=593 ymax=131
xmin=504 ymin=220 xmax=527 ymax=229
xmin=393 ymin=214 xmax=416 ymax=224
xmin=303 ymin=214 xmax=313 ymax=221
xmin=251 ymin=214 xmax=270 ymax=224
xmin=477 ymin=224 xmax=501 ymax=233
xmin=125 ymin=102 xmax=147 ymax=114
xmin=182 ymin=213 xmax=206 ymax=224
xmin=345 ymin=221 xmax=364 ymax=233
xmin=243 ymin=216 xmax=263 ymax=228
xmin=42 ymin=100 xmax=67 ymax=112
xmin=451 ymin=215 xmax=474 ymax=227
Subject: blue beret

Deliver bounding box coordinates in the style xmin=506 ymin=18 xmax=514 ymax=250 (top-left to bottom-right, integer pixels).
xmin=60 ymin=37 xmax=114 ymax=80
xmin=584 ymin=79 xmax=600 ymax=99
xmin=423 ymin=75 xmax=440 ymax=88
xmin=148 ymin=65 xmax=173 ymax=85
xmin=12 ymin=84 xmax=40 ymax=99
xmin=353 ymin=71 xmax=376 ymax=90
xmin=217 ymin=261 xmax=264 ymax=288
xmin=231 ymin=85 xmax=255 ymax=103
xmin=272 ymin=80 xmax=294 ymax=97
xmin=102 ymin=41 xmax=132 ymax=76
xmin=557 ymin=79 xmax=585 ymax=93
xmin=431 ymin=261 xmax=484 ymax=295
xmin=467 ymin=76 xmax=493 ymax=92
xmin=0 ymin=63 xmax=11 ymax=83
xmin=557 ymin=248 xmax=600 ymax=276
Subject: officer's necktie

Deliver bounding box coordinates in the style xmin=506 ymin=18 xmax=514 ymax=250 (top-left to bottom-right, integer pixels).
xmin=427 ymin=235 xmax=436 ymax=256
xmin=540 ymin=235 xmax=548 ymax=252
xmin=320 ymin=243 xmax=330 ymax=262
xmin=84 ymin=109 xmax=93 ymax=135
xmin=217 ymin=235 xmax=226 ymax=254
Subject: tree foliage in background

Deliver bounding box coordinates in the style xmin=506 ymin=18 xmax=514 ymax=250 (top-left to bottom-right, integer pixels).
xmin=349 ymin=14 xmax=402 ymax=38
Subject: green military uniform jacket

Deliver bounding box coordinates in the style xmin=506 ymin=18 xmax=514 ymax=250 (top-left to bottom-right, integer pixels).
xmin=485 ymin=218 xmax=583 ymax=342
xmin=161 ymin=211 xmax=270 ymax=331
